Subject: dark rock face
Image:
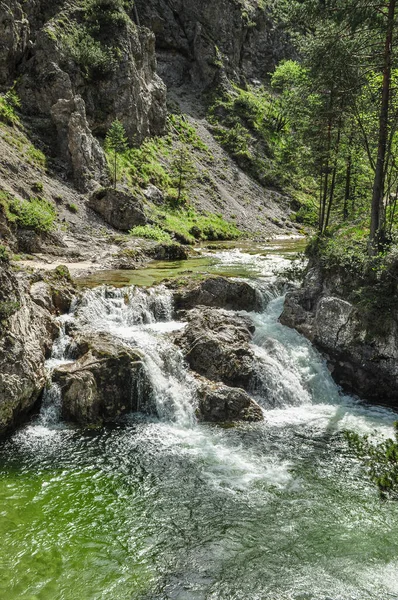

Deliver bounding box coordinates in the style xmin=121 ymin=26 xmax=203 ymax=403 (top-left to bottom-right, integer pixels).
xmin=88 ymin=188 xmax=147 ymax=231
xmin=174 ymin=276 xmax=263 ymax=312
xmin=52 ymin=332 xmax=151 ymax=425
xmin=0 ymin=264 xmax=73 ymax=436
xmin=135 ymin=0 xmax=291 ymax=88
xmin=175 ymin=307 xmax=259 ymax=389
xmin=280 ymin=265 xmax=398 ymax=402
xmin=197 ymin=380 xmax=263 ymax=423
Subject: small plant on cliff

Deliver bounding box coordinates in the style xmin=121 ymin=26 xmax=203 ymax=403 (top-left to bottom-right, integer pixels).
xmin=0 ymin=245 xmax=10 ymax=263
xmin=345 ymin=425 xmax=398 ymax=500
xmin=105 ymin=120 xmax=128 ymax=189
xmin=0 ymin=87 xmax=21 ymax=126
xmin=0 ymin=301 xmax=20 ymax=321
xmin=9 ymin=197 xmax=57 ymax=233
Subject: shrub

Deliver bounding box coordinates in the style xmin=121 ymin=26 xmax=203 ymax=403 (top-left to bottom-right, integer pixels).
xmin=67 ymin=202 xmax=78 ymax=213
xmin=9 ymin=197 xmax=57 ymax=233
xmin=0 ymin=245 xmax=10 ymax=263
xmin=0 ymin=301 xmax=20 ymax=321
xmin=31 ymin=181 xmax=44 ymax=194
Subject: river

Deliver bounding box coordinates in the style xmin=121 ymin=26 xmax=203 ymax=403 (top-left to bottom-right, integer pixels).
xmin=1 ymin=240 xmax=398 ymax=600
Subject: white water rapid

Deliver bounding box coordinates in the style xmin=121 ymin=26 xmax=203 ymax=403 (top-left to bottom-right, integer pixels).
xmin=2 ymin=247 xmax=398 ymax=600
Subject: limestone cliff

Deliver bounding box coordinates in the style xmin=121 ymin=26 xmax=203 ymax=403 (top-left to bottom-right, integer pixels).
xmin=1 ymin=0 xmax=167 ymax=190
xmin=280 ymin=263 xmax=398 ymax=404
xmin=134 ymin=0 xmax=290 ymax=89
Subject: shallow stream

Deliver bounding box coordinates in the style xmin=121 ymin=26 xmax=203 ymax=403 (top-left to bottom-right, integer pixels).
xmin=1 ymin=240 xmax=398 ymax=600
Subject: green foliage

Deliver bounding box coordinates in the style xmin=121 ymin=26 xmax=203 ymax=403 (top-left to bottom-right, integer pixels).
xmin=156 ymin=208 xmax=242 ymax=245
xmin=345 ymin=425 xmax=398 ymax=500
xmin=0 ymin=89 xmax=20 ymax=126
xmin=63 ymin=26 xmax=119 ymax=79
xmin=67 ymin=202 xmax=78 ymax=213
xmin=26 ymin=145 xmax=47 ymax=170
xmin=130 ymin=225 xmax=172 ymax=243
xmin=31 ymin=182 xmax=44 ymax=194
xmin=105 ymin=120 xmax=128 ymax=187
xmin=169 ymin=146 xmax=196 ymax=207
xmin=9 ymin=197 xmax=57 ymax=233
xmin=0 ymin=301 xmax=20 ymax=321
xmin=0 ymin=245 xmax=10 ymax=263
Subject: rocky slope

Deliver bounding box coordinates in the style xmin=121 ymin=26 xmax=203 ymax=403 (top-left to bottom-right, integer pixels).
xmin=281 ymin=263 xmax=398 ymax=403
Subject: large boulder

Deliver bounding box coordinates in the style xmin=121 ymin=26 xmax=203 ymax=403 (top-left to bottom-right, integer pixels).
xmin=174 ymin=276 xmax=263 ymax=312
xmin=197 ymin=380 xmax=263 ymax=423
xmin=175 ymin=307 xmax=259 ymax=389
xmin=52 ymin=332 xmax=152 ymax=425
xmin=88 ymin=188 xmax=147 ymax=231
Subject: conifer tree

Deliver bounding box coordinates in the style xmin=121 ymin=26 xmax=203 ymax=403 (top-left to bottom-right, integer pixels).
xmin=105 ymin=119 xmax=128 ymax=189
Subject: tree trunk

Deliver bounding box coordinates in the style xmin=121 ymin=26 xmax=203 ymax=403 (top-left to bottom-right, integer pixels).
xmin=369 ymin=0 xmax=396 ymax=253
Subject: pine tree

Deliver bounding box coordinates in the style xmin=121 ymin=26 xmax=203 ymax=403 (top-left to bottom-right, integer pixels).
xmin=105 ymin=119 xmax=128 ymax=189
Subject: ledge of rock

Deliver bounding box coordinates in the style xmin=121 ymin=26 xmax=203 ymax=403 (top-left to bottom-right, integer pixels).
xmin=88 ymin=188 xmax=147 ymax=232
xmin=196 ymin=380 xmax=263 ymax=423
xmin=52 ymin=332 xmax=152 ymax=425
xmin=173 ymin=277 xmax=263 ymax=313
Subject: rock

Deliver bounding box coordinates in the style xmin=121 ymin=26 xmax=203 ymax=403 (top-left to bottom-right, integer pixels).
xmin=88 ymin=188 xmax=147 ymax=231
xmin=135 ymin=0 xmax=291 ymax=88
xmin=197 ymin=380 xmax=263 ymax=423
xmin=52 ymin=332 xmax=152 ymax=425
xmin=4 ymin=1 xmax=167 ymax=188
xmin=0 ymin=265 xmax=60 ymax=436
xmin=29 ymin=281 xmax=53 ymax=312
xmin=151 ymin=242 xmax=189 ymax=261
xmin=51 ymin=96 xmax=109 ymax=191
xmin=175 ymin=307 xmax=258 ymax=389
xmin=280 ymin=263 xmax=398 ymax=402
xmin=174 ymin=276 xmax=263 ymax=312
xmin=144 ymin=184 xmax=164 ymax=205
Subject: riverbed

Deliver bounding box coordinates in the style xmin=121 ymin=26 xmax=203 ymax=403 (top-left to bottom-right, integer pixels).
xmin=1 ymin=240 xmax=397 ymax=600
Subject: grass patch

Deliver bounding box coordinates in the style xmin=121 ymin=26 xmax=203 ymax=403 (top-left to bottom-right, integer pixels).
xmin=156 ymin=208 xmax=242 ymax=245
xmin=130 ymin=225 xmax=172 ymax=243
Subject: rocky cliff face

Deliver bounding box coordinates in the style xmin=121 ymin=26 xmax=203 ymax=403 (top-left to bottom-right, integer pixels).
xmin=134 ymin=0 xmax=290 ymax=89
xmin=280 ymin=264 xmax=398 ymax=403
xmin=1 ymin=0 xmax=167 ymax=190
xmin=0 ymin=263 xmax=74 ymax=435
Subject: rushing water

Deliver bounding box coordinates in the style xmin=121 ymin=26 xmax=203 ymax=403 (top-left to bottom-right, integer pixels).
xmin=1 ymin=244 xmax=398 ymax=600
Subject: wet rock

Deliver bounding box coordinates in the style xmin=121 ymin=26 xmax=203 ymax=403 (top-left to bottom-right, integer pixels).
xmin=150 ymin=242 xmax=189 ymax=261
xmin=175 ymin=307 xmax=258 ymax=389
xmin=280 ymin=264 xmax=398 ymax=402
xmin=0 ymin=265 xmax=60 ymax=436
xmin=53 ymin=332 xmax=152 ymax=425
xmin=197 ymin=381 xmax=263 ymax=423
xmin=174 ymin=276 xmax=263 ymax=312
xmin=88 ymin=188 xmax=147 ymax=232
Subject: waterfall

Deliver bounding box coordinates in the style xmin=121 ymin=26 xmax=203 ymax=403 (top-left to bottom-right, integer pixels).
xmin=40 ymin=275 xmax=335 ymax=427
